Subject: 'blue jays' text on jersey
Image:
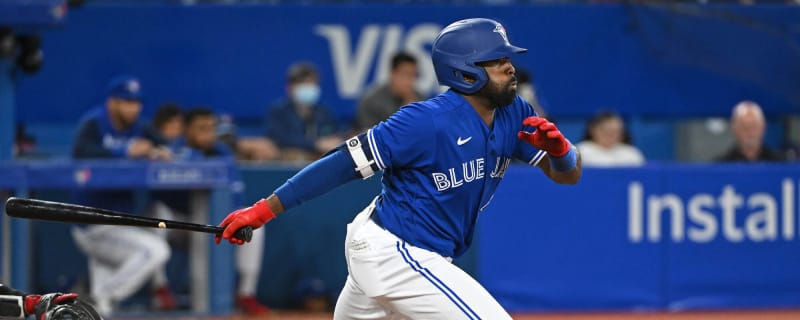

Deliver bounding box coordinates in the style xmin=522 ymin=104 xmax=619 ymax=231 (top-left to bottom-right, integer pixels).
xmin=346 ymin=90 xmax=545 ymax=258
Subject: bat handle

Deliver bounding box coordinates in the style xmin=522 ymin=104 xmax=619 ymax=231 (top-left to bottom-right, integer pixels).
xmin=232 ymin=226 xmax=254 ymax=243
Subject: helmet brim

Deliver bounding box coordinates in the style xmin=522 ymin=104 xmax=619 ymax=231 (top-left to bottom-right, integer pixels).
xmin=507 ymin=44 xmax=528 ymax=54
xmin=473 ymin=44 xmax=528 ymax=64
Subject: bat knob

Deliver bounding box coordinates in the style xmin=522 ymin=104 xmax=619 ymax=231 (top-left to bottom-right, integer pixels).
xmin=233 ymin=226 xmax=254 ymax=243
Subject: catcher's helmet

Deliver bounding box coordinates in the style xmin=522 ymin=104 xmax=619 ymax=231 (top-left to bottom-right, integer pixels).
xmin=431 ymin=18 xmax=527 ymax=94
xmin=43 ymin=300 xmax=103 ymax=320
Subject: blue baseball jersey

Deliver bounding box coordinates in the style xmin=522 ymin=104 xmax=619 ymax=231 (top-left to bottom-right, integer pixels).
xmin=350 ymin=90 xmax=545 ymax=258
xmin=73 ymin=106 xmax=146 ymax=159
xmin=168 ymin=138 xmax=235 ymax=161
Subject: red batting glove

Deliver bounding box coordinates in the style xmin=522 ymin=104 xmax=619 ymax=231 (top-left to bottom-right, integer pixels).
xmin=216 ymin=199 xmax=276 ymax=245
xmin=517 ymin=116 xmax=570 ymax=157
xmin=24 ymin=293 xmax=79 ymax=316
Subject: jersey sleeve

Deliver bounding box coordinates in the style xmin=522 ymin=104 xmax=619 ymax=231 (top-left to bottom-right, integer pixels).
xmin=512 ymin=96 xmax=547 ymax=166
xmin=72 ymin=119 xmax=120 ymax=159
xmin=338 ymin=104 xmax=435 ymax=179
xmin=353 ymin=104 xmax=435 ymax=176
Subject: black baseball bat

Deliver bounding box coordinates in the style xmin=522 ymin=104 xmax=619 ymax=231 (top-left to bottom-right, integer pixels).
xmin=4 ymin=197 xmax=253 ymax=242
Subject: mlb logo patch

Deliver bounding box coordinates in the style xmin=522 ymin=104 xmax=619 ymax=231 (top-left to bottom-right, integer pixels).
xmin=74 ymin=168 xmax=91 ymax=185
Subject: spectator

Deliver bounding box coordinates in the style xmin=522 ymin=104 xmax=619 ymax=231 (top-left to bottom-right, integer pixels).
xmin=265 ymin=62 xmax=343 ymax=161
xmin=716 ymin=100 xmax=783 ymax=162
xmin=576 ymin=110 xmax=645 ymax=167
xmin=70 ymin=75 xmax=173 ymax=316
xmin=217 ymin=113 xmax=280 ymax=161
xmin=143 ymin=103 xmax=184 ymax=161
xmin=157 ymin=107 xmax=270 ymax=315
xmin=354 ymin=51 xmax=422 ymax=131
xmin=145 ymin=103 xmax=183 ymax=146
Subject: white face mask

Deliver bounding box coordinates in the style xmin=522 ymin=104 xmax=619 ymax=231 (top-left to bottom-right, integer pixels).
xmin=292 ymin=83 xmax=321 ymax=106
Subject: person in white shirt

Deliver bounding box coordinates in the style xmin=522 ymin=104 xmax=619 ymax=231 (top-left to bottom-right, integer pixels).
xmin=576 ymin=111 xmax=645 ymax=167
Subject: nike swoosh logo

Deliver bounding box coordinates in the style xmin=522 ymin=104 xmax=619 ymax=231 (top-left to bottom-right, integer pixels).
xmin=457 ymin=136 xmax=472 ymax=145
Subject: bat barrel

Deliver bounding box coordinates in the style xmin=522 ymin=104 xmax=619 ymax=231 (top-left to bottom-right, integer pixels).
xmin=5 ymin=197 xmax=253 ymax=242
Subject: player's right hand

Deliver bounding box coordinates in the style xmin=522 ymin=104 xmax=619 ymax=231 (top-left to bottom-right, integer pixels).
xmin=216 ymin=199 xmax=276 ymax=245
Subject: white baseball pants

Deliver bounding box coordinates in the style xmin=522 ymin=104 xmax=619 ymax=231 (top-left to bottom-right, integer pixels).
xmin=333 ymin=200 xmax=512 ymax=320
xmin=71 ymin=225 xmax=170 ymax=312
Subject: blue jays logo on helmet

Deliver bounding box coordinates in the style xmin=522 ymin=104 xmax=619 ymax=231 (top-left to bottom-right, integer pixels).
xmin=493 ymin=25 xmax=509 ymax=43
xmin=431 ymin=18 xmax=527 ymax=94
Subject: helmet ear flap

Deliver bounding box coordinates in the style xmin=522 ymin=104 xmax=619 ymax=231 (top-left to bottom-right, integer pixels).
xmin=451 ymin=64 xmax=488 ymax=94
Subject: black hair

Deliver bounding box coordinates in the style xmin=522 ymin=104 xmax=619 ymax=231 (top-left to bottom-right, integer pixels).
xmin=582 ymin=110 xmax=633 ymax=144
xmin=390 ymin=52 xmax=417 ymax=71
xmin=152 ymin=103 xmax=182 ymax=130
xmin=287 ymin=62 xmax=319 ymax=84
xmin=184 ymin=107 xmax=216 ymax=126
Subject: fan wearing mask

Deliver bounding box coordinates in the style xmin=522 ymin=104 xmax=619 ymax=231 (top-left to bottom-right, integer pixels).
xmin=265 ymin=62 xmax=344 ymax=161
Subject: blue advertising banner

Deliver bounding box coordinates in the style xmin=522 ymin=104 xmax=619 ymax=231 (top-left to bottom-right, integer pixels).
xmin=15 ymin=3 xmax=800 ymax=125
xmin=479 ymin=164 xmax=800 ymax=312
xmin=5 ymin=161 xmax=800 ymax=311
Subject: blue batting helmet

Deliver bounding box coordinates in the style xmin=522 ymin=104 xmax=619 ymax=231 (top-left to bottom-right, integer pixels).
xmin=431 ymin=18 xmax=527 ymax=94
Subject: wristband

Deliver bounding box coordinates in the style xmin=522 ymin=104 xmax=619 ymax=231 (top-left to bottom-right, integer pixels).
xmin=549 ymin=145 xmax=577 ymax=172
xmin=253 ymin=199 xmax=277 ymax=223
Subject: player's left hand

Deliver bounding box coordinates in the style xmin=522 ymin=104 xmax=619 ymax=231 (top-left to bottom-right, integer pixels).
xmin=216 ymin=199 xmax=276 ymax=245
xmin=25 ymin=292 xmax=79 ymax=317
xmin=517 ymin=116 xmax=570 ymax=157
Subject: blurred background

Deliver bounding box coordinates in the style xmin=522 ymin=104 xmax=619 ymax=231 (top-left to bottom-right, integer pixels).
xmin=0 ymin=0 xmax=799 ymax=319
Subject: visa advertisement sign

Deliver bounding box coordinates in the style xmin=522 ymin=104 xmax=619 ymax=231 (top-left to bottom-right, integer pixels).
xmin=479 ymin=164 xmax=800 ymax=311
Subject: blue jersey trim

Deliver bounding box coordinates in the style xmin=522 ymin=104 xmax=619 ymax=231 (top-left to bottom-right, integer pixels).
xmin=528 ymin=150 xmax=547 ymax=166
xmin=366 ymin=129 xmax=386 ymax=170
xmin=396 ymin=241 xmax=481 ymax=320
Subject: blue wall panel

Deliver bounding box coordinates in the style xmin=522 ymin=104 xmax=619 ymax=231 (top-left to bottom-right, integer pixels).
xmin=15 ymin=3 xmax=800 ymax=126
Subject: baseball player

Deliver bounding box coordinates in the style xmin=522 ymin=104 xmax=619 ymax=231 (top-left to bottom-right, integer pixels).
xmin=0 ymin=284 xmax=102 ymax=319
xmin=217 ymin=18 xmax=582 ymax=319
xmin=71 ymin=75 xmax=173 ymax=315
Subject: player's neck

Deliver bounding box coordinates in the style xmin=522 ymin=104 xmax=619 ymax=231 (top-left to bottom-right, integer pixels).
xmin=463 ymin=95 xmax=496 ymax=127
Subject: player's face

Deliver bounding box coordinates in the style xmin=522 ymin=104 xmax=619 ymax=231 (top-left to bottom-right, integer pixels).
xmin=108 ymin=98 xmax=142 ymax=129
xmin=477 ymin=57 xmax=517 ymax=107
xmin=186 ymin=115 xmax=217 ymax=150
xmin=733 ymin=112 xmax=765 ymax=150
xmin=390 ymin=62 xmax=418 ymax=98
xmin=160 ymin=116 xmax=184 ymax=142
xmin=591 ymin=117 xmax=624 ymax=149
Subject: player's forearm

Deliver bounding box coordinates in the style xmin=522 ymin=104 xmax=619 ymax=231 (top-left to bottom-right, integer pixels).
xmin=272 ymin=147 xmax=359 ymax=213
xmin=546 ymin=149 xmax=582 ymax=185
